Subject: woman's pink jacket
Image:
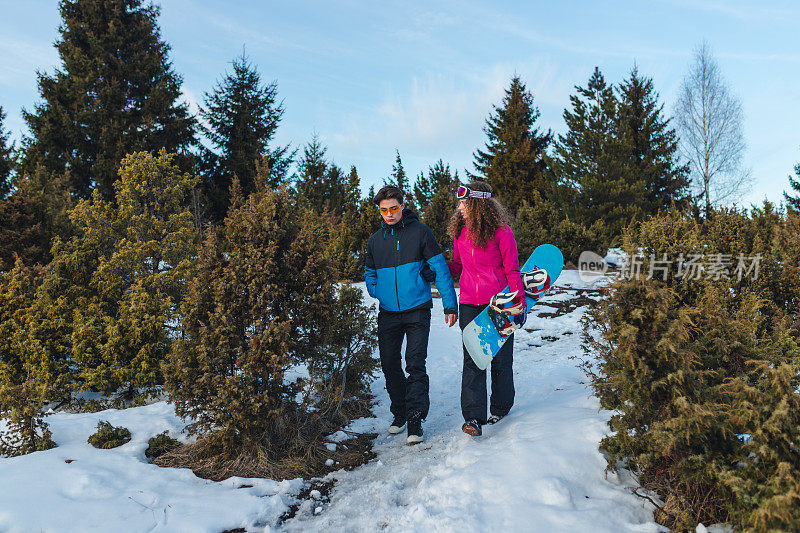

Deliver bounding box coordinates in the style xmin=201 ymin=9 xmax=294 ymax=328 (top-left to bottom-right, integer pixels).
xmin=448 ymin=224 xmax=524 ymax=306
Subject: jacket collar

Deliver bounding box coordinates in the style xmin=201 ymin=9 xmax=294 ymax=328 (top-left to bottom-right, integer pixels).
xmin=382 ymin=208 xmax=418 ymax=237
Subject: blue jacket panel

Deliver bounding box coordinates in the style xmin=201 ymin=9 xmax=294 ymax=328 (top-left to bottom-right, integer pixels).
xmin=364 ymin=209 xmax=458 ymax=314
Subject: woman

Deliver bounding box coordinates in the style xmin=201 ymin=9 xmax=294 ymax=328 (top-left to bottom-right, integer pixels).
xmin=448 ymin=181 xmax=524 ymax=436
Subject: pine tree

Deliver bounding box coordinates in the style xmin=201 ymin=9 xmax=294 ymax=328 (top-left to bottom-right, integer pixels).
xmin=784 ymin=161 xmax=800 ymax=211
xmin=293 ymin=136 xmax=349 ymax=217
xmin=616 ymin=66 xmax=690 ymax=215
xmin=0 ymin=106 xmax=14 ymax=200
xmin=385 ymin=150 xmax=409 ymax=191
xmin=0 ymin=167 xmax=74 ymax=271
xmin=417 ymin=160 xmax=459 ymax=257
xmin=324 ymin=166 xmax=364 ymax=280
xmin=384 ymin=150 xmax=415 ymax=210
xmin=21 ymin=0 xmax=196 ymax=201
xmin=200 ymin=52 xmax=293 ymax=222
xmin=414 ymin=159 xmax=458 ymax=212
xmin=471 ymin=76 xmax=552 ymax=213
xmin=554 ymin=67 xmax=643 ymax=249
xmin=350 ymin=190 xmax=381 ymax=280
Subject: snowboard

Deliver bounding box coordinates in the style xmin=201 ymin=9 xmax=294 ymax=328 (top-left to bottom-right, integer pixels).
xmin=463 ymin=244 xmax=563 ymax=370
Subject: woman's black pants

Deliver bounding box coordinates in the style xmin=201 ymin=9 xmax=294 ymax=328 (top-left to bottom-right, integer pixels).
xmin=460 ymin=303 xmax=515 ymax=424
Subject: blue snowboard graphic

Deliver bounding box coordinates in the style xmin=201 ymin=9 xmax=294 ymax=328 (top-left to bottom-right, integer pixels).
xmin=463 ymin=244 xmax=564 ymax=370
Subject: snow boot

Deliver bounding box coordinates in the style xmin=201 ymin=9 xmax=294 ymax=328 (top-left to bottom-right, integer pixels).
xmin=486 ymin=414 xmax=504 ymax=425
xmin=462 ymin=419 xmax=482 ymax=436
xmin=406 ymin=412 xmax=423 ymax=444
xmin=388 ymin=415 xmax=406 ymax=434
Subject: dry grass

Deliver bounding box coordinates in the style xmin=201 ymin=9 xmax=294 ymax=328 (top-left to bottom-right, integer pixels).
xmin=153 ymin=397 xmax=377 ymax=482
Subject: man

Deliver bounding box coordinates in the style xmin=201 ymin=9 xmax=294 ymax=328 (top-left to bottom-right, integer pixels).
xmin=365 ymin=186 xmax=458 ymax=445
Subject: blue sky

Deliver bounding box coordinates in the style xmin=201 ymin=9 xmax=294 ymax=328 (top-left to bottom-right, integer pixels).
xmin=1 ymin=0 xmax=799 ymax=204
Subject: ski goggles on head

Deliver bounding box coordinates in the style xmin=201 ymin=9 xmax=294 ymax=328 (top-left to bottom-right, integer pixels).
xmin=456 ymin=186 xmax=492 ymax=199
xmin=378 ymin=205 xmax=401 ymax=215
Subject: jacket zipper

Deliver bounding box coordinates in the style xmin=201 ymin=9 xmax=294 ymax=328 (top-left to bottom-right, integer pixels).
xmin=472 ymin=246 xmax=480 ymax=298
xmin=394 ymin=238 xmax=401 ymax=310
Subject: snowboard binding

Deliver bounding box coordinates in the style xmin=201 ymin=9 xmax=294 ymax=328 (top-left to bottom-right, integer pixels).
xmin=488 ymin=290 xmax=527 ymax=337
xmin=522 ymin=268 xmax=550 ymax=300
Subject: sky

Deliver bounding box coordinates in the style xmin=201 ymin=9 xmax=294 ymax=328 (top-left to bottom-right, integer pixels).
xmin=1 ymin=0 xmax=799 ymax=205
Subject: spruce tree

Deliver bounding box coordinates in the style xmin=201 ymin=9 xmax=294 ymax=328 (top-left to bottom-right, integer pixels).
xmin=554 ymin=67 xmax=643 ymax=249
xmin=200 ymin=52 xmax=292 ymax=222
xmin=417 ymin=160 xmax=459 ymax=257
xmin=0 ymin=167 xmax=74 ymax=271
xmin=413 ymin=159 xmax=458 ymax=212
xmin=293 ymin=136 xmax=349 ymax=217
xmin=324 ymin=166 xmax=364 ymax=280
xmin=784 ymin=161 xmax=800 ymax=211
xmin=21 ymin=0 xmax=196 ymax=200
xmin=294 ymin=135 xmax=329 ymax=207
xmin=383 ymin=150 xmax=416 ymax=210
xmin=350 ymin=186 xmax=381 ymax=279
xmin=0 ymin=106 xmax=14 ymax=200
xmin=616 ymin=66 xmax=690 ymax=215
xmin=471 ymin=76 xmax=551 ymax=213
xmin=385 ymin=150 xmax=410 ymax=191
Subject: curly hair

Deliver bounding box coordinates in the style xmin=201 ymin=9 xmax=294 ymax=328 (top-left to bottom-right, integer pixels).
xmin=447 ymin=181 xmax=513 ymax=248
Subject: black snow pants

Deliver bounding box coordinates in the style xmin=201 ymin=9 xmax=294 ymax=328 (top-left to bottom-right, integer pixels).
xmin=460 ymin=303 xmax=515 ymax=424
xmin=377 ymin=308 xmax=432 ymax=420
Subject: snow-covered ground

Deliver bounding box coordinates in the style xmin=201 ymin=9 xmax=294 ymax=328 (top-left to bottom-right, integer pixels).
xmin=0 ymin=270 xmax=664 ymax=532
xmin=283 ymin=271 xmax=662 ymax=532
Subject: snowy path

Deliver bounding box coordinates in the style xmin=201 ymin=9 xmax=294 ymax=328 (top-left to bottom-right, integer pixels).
xmin=0 ymin=271 xmax=663 ymax=532
xmin=283 ymin=271 xmax=663 ymax=532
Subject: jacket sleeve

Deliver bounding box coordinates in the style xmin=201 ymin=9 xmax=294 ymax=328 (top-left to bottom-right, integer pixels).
xmin=364 ymin=237 xmax=377 ymax=298
xmin=448 ymin=239 xmax=462 ymax=279
xmin=421 ymin=227 xmax=458 ymax=314
xmin=497 ymin=226 xmax=525 ymax=299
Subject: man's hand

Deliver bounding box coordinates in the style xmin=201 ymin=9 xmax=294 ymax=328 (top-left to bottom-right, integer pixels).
xmin=445 ymin=313 xmax=457 ymax=327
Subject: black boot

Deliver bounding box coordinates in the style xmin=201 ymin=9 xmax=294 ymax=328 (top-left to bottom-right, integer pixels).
xmin=388 ymin=415 xmax=406 ymax=434
xmin=486 ymin=414 xmax=505 ymax=425
xmin=462 ymin=419 xmax=482 ymax=436
xmin=406 ymin=411 xmax=423 ymax=444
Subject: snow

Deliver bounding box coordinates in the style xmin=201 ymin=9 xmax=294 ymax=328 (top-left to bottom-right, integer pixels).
xmin=0 ymin=271 xmax=664 ymax=532
xmin=604 ymin=247 xmax=628 ymax=268
xmin=0 ymin=402 xmax=304 ymax=532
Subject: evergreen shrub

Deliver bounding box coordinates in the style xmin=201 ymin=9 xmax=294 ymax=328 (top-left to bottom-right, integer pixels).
xmin=584 ymin=205 xmax=800 ymax=530
xmin=145 ymin=431 xmax=181 ymax=460
xmin=161 ymin=171 xmax=378 ymax=480
xmin=87 ymin=421 xmax=131 ymax=449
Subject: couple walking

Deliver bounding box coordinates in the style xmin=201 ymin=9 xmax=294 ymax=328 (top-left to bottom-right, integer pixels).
xmin=364 ymin=182 xmax=526 ymax=444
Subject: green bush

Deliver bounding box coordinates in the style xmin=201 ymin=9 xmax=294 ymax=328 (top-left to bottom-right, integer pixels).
xmin=145 ymin=431 xmax=181 ymax=460
xmin=87 ymin=421 xmax=131 ymax=449
xmin=584 ymin=205 xmax=800 ymax=530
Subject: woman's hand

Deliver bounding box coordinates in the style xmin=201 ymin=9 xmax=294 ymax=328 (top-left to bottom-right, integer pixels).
xmin=445 ymin=313 xmax=457 ymax=327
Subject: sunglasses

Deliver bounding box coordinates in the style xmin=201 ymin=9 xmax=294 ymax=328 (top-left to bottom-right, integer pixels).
xmin=457 ymin=186 xmax=492 ymax=199
xmin=378 ymin=205 xmax=402 ymax=215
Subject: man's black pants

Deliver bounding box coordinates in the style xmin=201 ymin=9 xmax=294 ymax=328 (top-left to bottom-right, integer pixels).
xmin=460 ymin=303 xmax=515 ymax=424
xmin=378 ymin=308 xmax=431 ymax=420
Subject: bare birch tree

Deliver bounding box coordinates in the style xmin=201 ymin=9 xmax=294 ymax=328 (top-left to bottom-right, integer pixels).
xmin=674 ymin=42 xmax=750 ymax=218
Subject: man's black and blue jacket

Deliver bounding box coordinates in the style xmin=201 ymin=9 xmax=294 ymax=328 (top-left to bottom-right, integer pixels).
xmin=364 ymin=209 xmax=458 ymax=315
